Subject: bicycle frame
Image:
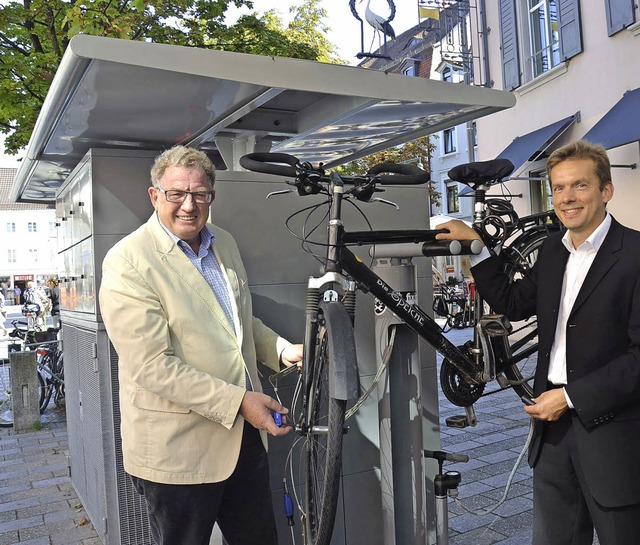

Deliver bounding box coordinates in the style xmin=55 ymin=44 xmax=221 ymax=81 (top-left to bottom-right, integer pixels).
xmin=308 ymin=175 xmax=484 ymax=390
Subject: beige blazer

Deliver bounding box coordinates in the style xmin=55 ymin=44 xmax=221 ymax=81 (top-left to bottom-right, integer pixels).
xmin=99 ymin=214 xmax=288 ymax=484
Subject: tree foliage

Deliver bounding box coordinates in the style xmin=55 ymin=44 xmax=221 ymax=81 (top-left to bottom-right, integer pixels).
xmin=335 ymin=136 xmax=441 ymax=206
xmin=0 ymin=0 xmax=341 ymax=154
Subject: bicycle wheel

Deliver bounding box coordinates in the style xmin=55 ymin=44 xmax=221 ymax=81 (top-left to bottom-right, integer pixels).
xmin=302 ymin=307 xmax=353 ymax=545
xmin=498 ymin=231 xmax=549 ymax=398
xmin=0 ymin=360 xmax=47 ymax=427
xmin=38 ymin=353 xmax=55 ymax=411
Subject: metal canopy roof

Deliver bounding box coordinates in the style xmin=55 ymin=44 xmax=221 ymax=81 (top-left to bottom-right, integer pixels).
xmin=12 ymin=35 xmax=515 ymax=203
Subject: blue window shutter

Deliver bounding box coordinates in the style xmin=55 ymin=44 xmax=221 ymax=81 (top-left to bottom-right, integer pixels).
xmin=558 ymin=0 xmax=583 ymax=60
xmin=604 ymin=0 xmax=636 ymax=36
xmin=499 ymin=0 xmax=520 ymax=90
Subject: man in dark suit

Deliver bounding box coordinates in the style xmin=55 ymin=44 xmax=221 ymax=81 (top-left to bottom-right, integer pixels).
xmin=436 ymin=140 xmax=640 ymax=544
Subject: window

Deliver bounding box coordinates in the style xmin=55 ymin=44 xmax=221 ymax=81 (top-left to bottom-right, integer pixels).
xmin=443 ymin=128 xmax=457 ymax=154
xmin=7 ymin=250 xmax=17 ymax=263
xmin=29 ymin=249 xmax=38 ymax=263
xmin=529 ymin=169 xmax=553 ymax=212
xmin=527 ymin=0 xmax=560 ymax=78
xmin=498 ymin=0 xmax=582 ymax=89
xmin=402 ymin=62 xmax=418 ymax=77
xmin=6 ymin=222 xmax=15 ymax=233
xmin=49 ymin=221 xmax=56 ymax=232
xmin=28 ymin=222 xmax=37 ymax=233
xmin=446 ymin=184 xmax=459 ymax=213
xmin=471 ymin=121 xmax=478 ymax=147
xmin=441 ymin=64 xmax=463 ymax=83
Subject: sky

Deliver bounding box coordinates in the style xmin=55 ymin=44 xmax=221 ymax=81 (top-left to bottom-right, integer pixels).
xmin=228 ymin=0 xmax=420 ymax=61
xmin=0 ymin=0 xmax=422 ymax=168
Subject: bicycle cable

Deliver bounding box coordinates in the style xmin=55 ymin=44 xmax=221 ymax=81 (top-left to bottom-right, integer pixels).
xmin=453 ymin=418 xmax=534 ymax=516
xmin=345 ymin=324 xmax=397 ymax=420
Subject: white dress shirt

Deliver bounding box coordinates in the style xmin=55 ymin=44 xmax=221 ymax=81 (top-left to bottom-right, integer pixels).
xmin=548 ymin=213 xmax=611 ymax=406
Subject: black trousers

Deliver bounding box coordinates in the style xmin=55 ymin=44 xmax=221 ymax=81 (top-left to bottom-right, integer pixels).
xmin=131 ymin=422 xmax=278 ymax=545
xmin=533 ymin=412 xmax=640 ymax=545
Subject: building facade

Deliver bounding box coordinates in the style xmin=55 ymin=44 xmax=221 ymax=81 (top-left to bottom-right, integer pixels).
xmin=473 ymin=0 xmax=640 ymax=227
xmin=0 ymin=168 xmax=57 ymax=303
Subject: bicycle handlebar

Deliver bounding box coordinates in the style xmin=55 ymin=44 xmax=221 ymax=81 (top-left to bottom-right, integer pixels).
xmin=239 ymin=152 xmax=430 ymax=185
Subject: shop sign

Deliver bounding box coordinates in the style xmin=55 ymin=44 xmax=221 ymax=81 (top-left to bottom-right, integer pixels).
xmin=14 ymin=274 xmax=34 ymax=281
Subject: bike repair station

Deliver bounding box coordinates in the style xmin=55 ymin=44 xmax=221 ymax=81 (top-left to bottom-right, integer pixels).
xmin=10 ymin=35 xmax=515 ymax=545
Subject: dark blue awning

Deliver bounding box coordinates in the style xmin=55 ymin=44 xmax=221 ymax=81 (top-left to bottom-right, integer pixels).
xmin=496 ymin=114 xmax=577 ymax=172
xmin=582 ymin=88 xmax=640 ymax=149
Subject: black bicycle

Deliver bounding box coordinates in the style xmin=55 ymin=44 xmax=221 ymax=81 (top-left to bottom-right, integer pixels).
xmin=241 ymin=152 xmax=561 ymax=545
xmin=0 ymin=321 xmax=64 ymax=427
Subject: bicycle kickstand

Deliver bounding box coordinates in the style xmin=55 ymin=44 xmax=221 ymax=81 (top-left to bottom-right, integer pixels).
xmin=424 ymin=449 xmax=470 ymax=545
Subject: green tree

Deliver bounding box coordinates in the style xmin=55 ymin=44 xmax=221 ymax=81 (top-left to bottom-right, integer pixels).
xmin=335 ymin=136 xmax=441 ymax=206
xmin=0 ymin=0 xmax=341 ymax=154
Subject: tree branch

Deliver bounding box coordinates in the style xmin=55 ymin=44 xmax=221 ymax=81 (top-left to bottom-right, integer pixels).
xmin=0 ymin=32 xmax=30 ymax=56
xmin=12 ymin=68 xmax=46 ymax=103
xmin=45 ymin=6 xmax=63 ymax=58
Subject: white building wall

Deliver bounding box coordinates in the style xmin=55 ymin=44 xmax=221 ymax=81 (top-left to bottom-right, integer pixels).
xmin=475 ymin=2 xmax=640 ymax=227
xmin=0 ymin=208 xmax=57 ymax=301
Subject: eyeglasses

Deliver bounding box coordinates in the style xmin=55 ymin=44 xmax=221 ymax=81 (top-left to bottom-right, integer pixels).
xmin=157 ymin=188 xmax=214 ymax=204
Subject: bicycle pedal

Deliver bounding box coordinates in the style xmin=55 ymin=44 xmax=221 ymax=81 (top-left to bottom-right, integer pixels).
xmin=445 ymin=415 xmax=470 ymax=428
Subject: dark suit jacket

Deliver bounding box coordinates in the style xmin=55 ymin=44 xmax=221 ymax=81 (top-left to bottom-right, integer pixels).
xmin=471 ymin=216 xmax=640 ymax=508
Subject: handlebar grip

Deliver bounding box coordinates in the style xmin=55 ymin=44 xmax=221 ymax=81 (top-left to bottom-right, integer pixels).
xmin=239 ymin=153 xmax=299 ymax=177
xmin=420 ymin=240 xmax=462 ymax=257
xmin=461 ymin=239 xmax=484 ymax=255
xmin=367 ymin=162 xmax=430 ymax=185
xmin=424 ymin=449 xmax=470 ymax=463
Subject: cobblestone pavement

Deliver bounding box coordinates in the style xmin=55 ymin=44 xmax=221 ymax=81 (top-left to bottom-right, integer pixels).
xmin=0 ymin=417 xmax=100 ymax=545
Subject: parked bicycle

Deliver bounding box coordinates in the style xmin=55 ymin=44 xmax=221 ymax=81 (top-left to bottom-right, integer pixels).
xmin=0 ymin=321 xmax=64 ymax=427
xmin=432 ymin=278 xmax=475 ymax=331
xmin=240 ymin=152 xmax=561 ymax=545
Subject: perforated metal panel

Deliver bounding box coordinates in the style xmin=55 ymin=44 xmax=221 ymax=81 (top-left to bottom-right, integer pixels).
xmin=64 ymin=324 xmax=88 ymax=513
xmin=108 ymin=339 xmax=154 ymax=545
xmin=63 ymin=319 xmax=155 ymax=545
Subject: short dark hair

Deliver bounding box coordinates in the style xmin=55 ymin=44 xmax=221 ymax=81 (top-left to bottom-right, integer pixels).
xmin=546 ymin=140 xmax=611 ymax=190
xmin=150 ymin=146 xmax=216 ymax=188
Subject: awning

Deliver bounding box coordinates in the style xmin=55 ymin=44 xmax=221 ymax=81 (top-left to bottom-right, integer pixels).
xmin=582 ymin=88 xmax=640 ymax=149
xmin=495 ymin=114 xmax=577 ymax=173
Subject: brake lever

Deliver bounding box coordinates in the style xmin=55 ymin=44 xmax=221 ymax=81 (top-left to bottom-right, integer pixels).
xmin=266 ymin=188 xmax=295 ymax=199
xmin=371 ymin=197 xmax=400 ymax=210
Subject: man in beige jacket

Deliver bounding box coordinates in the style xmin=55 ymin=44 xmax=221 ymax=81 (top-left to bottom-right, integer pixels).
xmin=99 ymin=146 xmax=302 ymax=545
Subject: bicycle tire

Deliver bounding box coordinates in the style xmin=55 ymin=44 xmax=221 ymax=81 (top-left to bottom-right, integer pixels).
xmin=38 ymin=353 xmax=56 ymax=411
xmin=303 ymin=312 xmax=350 ymax=545
xmin=498 ymin=231 xmax=549 ymax=398
xmin=0 ymin=360 xmax=47 ymax=427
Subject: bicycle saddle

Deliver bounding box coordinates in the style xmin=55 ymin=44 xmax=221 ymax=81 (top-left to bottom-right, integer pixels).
xmin=447 ymin=159 xmax=514 ymax=187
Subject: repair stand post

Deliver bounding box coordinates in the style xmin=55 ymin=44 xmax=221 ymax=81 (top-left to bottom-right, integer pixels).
xmin=374 ymin=257 xmax=427 ymax=545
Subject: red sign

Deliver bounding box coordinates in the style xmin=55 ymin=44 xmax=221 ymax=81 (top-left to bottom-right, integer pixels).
xmin=14 ymin=274 xmax=34 ymax=281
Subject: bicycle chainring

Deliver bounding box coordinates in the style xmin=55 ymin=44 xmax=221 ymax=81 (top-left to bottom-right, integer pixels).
xmin=440 ymin=349 xmax=485 ymax=407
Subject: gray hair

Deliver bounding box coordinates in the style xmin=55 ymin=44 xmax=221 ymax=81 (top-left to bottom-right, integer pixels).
xmin=150 ymin=146 xmax=216 ymax=188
